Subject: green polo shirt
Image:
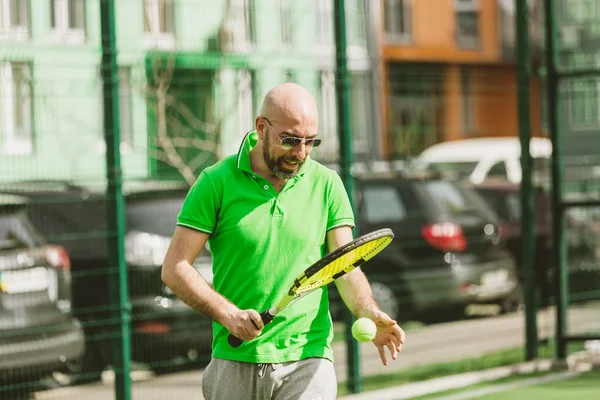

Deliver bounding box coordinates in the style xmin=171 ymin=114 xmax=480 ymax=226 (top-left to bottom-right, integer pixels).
xmin=177 ymin=131 xmax=354 ymax=363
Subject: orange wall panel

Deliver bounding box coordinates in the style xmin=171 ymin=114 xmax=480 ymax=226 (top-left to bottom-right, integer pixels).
xmin=472 ymin=67 xmax=518 ymax=137
xmin=383 ymin=0 xmax=502 ymax=63
xmin=444 ymin=65 xmax=462 ymax=141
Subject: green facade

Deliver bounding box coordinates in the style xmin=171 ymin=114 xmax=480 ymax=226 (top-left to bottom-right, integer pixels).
xmin=0 ymin=0 xmax=378 ymax=185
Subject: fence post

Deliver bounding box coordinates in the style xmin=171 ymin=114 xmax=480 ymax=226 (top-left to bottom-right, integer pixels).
xmin=99 ymin=1 xmax=132 ymax=398
xmin=333 ymin=0 xmax=362 ymax=394
xmin=543 ymin=0 xmax=568 ymax=360
xmin=515 ymin=0 xmax=538 ymax=360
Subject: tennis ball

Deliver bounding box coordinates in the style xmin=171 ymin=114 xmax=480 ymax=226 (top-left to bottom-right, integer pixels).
xmin=351 ymin=318 xmax=377 ymax=342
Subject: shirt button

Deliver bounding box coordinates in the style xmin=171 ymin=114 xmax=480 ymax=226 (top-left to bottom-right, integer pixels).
xmin=263 ymin=185 xmax=268 ymax=190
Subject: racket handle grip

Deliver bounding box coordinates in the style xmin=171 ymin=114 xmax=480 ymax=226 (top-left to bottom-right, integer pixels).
xmin=227 ymin=310 xmax=275 ymax=348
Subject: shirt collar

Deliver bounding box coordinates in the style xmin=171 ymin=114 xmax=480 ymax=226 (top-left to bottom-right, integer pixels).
xmin=236 ymin=131 xmax=312 ymax=178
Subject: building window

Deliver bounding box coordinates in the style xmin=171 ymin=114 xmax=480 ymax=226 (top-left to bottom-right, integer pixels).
xmin=222 ymin=0 xmax=254 ymax=52
xmin=99 ymin=67 xmax=134 ymax=153
xmin=50 ymin=0 xmax=85 ymax=43
xmin=284 ymin=70 xmax=295 ymax=82
xmin=143 ymin=0 xmax=175 ymax=49
xmin=347 ymin=0 xmax=367 ymax=47
xmin=317 ymin=70 xmax=338 ymax=160
xmin=237 ymin=70 xmax=254 ymax=134
xmin=350 ymin=72 xmax=371 ymax=156
xmin=0 ymin=0 xmax=29 ymax=41
xmin=0 ymin=62 xmax=32 ymax=155
xmin=460 ymin=66 xmax=474 ymax=135
xmin=384 ymin=0 xmax=411 ymax=43
xmin=388 ymin=64 xmax=443 ymax=158
xmin=280 ymin=0 xmax=292 ymax=47
xmin=454 ymin=0 xmax=479 ymax=49
xmin=118 ymin=68 xmax=133 ymax=150
xmin=569 ymin=80 xmax=600 ymax=127
xmin=567 ymin=54 xmax=600 ymax=128
xmin=316 ymin=0 xmax=333 ymax=48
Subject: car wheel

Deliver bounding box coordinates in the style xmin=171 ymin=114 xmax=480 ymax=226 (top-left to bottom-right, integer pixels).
xmin=371 ymin=281 xmax=400 ymax=321
xmin=500 ymin=284 xmax=524 ymax=314
xmin=41 ymin=344 xmax=104 ymax=388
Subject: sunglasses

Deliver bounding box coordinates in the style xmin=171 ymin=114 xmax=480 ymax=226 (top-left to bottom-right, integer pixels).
xmin=263 ymin=117 xmax=322 ymax=150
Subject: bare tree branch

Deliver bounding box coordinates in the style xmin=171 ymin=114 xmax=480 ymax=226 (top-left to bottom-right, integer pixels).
xmin=163 ymin=94 xmax=219 ymax=135
xmin=155 ymin=78 xmax=197 ymax=186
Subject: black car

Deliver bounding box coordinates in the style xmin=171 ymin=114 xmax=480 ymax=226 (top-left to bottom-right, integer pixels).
xmin=332 ymin=171 xmax=521 ymax=321
xmin=472 ymin=180 xmax=600 ymax=306
xmin=0 ymin=181 xmax=213 ymax=383
xmin=0 ymin=195 xmax=85 ymax=397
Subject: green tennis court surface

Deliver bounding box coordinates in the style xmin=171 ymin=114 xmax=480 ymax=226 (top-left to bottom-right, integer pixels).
xmin=421 ymin=370 xmax=600 ymax=400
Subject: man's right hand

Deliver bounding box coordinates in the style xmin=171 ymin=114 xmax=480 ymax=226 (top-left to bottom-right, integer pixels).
xmin=224 ymin=309 xmax=265 ymax=342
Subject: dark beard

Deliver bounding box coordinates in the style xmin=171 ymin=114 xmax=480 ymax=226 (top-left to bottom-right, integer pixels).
xmin=262 ymin=133 xmax=304 ymax=180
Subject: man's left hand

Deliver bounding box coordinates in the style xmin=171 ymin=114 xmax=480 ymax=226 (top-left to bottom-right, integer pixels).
xmin=369 ymin=310 xmax=405 ymax=366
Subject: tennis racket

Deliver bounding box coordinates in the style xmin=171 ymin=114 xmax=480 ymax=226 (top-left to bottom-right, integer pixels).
xmin=228 ymin=228 xmax=394 ymax=347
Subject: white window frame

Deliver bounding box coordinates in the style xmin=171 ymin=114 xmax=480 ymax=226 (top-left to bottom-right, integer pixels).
xmin=118 ymin=67 xmax=133 ymax=152
xmin=1 ymin=62 xmax=33 ymax=155
xmin=350 ymin=71 xmax=370 ymax=154
xmin=0 ymin=0 xmax=29 ymax=41
xmin=315 ymin=0 xmax=333 ymax=54
xmin=223 ymin=0 xmax=253 ymax=53
xmin=346 ymin=0 xmax=369 ymax=61
xmin=384 ymin=0 xmax=412 ymax=43
xmin=563 ymin=0 xmax=598 ymax=22
xmin=279 ymin=0 xmax=292 ymax=48
xmin=454 ymin=0 xmax=480 ymax=49
xmin=97 ymin=67 xmax=134 ymax=154
xmin=237 ymin=70 xmax=254 ymax=135
xmin=318 ymin=70 xmax=338 ymax=160
xmin=460 ymin=66 xmax=475 ymax=135
xmin=49 ymin=0 xmax=85 ymax=44
xmin=567 ymin=54 xmax=600 ymax=129
xmin=454 ymin=0 xmax=478 ymax=12
xmin=143 ymin=0 xmax=175 ymax=49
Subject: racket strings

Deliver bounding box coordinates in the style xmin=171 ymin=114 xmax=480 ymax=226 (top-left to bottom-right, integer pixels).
xmin=295 ymin=237 xmax=392 ymax=295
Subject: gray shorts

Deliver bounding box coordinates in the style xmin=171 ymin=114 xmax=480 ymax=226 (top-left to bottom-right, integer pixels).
xmin=201 ymin=357 xmax=337 ymax=400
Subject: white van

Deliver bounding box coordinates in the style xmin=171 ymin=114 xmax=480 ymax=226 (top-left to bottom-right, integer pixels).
xmin=413 ymin=137 xmax=552 ymax=184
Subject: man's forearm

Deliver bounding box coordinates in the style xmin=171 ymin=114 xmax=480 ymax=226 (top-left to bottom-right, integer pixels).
xmin=335 ymin=269 xmax=380 ymax=319
xmin=162 ymin=262 xmax=237 ymax=325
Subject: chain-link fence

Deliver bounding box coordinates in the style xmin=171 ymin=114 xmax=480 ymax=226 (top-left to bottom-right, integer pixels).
xmin=0 ymin=0 xmax=599 ymax=399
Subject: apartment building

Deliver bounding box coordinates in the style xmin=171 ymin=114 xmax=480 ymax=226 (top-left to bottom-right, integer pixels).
xmin=0 ymin=0 xmax=378 ymax=183
xmin=379 ymin=0 xmax=549 ymax=159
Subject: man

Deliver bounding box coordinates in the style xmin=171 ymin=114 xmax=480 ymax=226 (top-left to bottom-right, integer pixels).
xmin=161 ymin=83 xmax=405 ymax=399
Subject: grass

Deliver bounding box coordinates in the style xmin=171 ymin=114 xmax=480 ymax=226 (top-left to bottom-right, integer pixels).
xmin=417 ymin=370 xmax=600 ymax=400
xmin=336 ymin=342 xmax=585 ymax=397
xmin=478 ymin=370 xmax=600 ymax=400
xmin=410 ymin=371 xmax=554 ymax=399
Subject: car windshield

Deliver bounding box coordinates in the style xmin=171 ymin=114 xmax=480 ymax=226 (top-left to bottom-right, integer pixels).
xmin=423 ymin=181 xmax=482 ymax=215
xmin=362 ymin=186 xmax=407 ymax=223
xmin=127 ymin=197 xmax=185 ymax=237
xmin=427 ymin=162 xmax=478 ymax=179
xmin=0 ymin=214 xmax=39 ymax=250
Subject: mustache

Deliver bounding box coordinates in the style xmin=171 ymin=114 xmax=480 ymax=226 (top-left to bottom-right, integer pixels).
xmin=282 ymin=156 xmax=303 ymax=163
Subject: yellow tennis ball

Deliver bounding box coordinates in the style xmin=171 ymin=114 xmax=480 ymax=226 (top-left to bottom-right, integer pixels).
xmin=351 ymin=318 xmax=377 ymax=342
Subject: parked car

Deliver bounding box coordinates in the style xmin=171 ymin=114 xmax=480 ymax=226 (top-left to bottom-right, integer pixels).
xmin=0 ymin=181 xmax=213 ymax=383
xmin=331 ymin=171 xmax=521 ymax=322
xmin=412 ymin=137 xmax=552 ymax=184
xmin=0 ymin=195 xmax=85 ymax=397
xmin=471 ymin=180 xmax=600 ymax=306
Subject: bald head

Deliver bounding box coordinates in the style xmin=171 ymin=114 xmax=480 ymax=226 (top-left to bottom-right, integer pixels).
xmin=259 ymin=83 xmax=319 ymax=129
xmin=252 ymin=83 xmax=320 ymax=181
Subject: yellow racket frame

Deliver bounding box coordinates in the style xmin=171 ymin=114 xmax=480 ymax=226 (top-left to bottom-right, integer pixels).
xmin=228 ymin=228 xmax=394 ymax=348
